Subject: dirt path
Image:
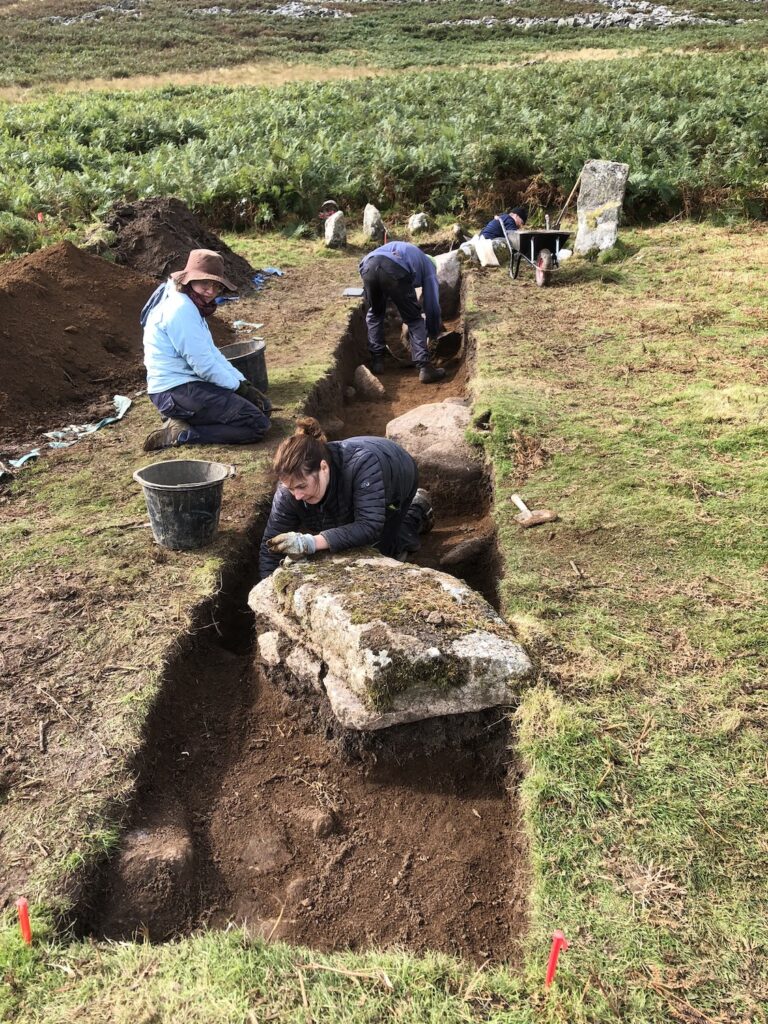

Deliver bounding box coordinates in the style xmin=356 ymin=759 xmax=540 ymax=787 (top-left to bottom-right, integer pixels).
xmin=0 ymin=47 xmax=654 ymax=102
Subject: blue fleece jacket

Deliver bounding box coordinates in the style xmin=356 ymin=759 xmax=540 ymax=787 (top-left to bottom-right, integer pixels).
xmin=479 ymin=213 xmax=521 ymax=240
xmin=141 ymin=281 xmax=244 ymax=394
xmin=359 ymin=242 xmax=442 ymax=338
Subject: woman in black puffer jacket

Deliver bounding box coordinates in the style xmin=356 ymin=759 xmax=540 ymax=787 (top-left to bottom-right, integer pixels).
xmin=259 ymin=417 xmax=433 ymax=579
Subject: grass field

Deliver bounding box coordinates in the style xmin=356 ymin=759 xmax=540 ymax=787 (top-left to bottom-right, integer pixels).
xmin=2 ymin=222 xmax=766 ymax=1022
xmin=1 ymin=2 xmax=767 ymax=1016
xmin=0 ymin=0 xmax=766 ymax=89
xmin=1 ymin=48 xmax=768 ymax=257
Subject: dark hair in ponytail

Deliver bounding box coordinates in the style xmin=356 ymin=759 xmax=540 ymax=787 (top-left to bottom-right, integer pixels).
xmin=273 ymin=416 xmax=329 ymax=480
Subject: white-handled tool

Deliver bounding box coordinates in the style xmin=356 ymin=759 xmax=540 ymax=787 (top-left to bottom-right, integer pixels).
xmin=511 ymin=493 xmax=559 ymax=528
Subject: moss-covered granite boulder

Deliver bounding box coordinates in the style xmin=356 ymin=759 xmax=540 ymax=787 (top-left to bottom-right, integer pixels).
xmin=248 ymin=553 xmax=532 ymax=731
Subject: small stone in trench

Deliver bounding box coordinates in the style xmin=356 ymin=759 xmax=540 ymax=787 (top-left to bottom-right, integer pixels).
xmin=353 ymin=364 xmax=386 ymax=400
xmin=240 ymin=830 xmax=292 ymax=874
xmin=312 ymin=809 xmax=338 ymax=838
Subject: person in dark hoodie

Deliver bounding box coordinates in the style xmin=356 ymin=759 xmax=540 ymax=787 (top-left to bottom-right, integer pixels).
xmin=479 ymin=205 xmax=528 ymax=240
xmin=358 ymin=240 xmax=445 ymax=384
xmin=259 ymin=417 xmax=433 ymax=579
xmin=140 ymin=248 xmax=270 ymax=452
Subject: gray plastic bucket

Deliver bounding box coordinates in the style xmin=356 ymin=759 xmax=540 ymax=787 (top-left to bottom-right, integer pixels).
xmin=220 ymin=338 xmax=269 ymax=393
xmin=133 ymin=459 xmax=232 ymax=550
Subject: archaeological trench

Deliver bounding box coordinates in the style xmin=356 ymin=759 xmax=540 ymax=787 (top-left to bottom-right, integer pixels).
xmin=77 ymin=255 xmax=533 ymax=964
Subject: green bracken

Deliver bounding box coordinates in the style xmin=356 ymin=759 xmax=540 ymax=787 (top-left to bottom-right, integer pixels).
xmin=1 ymin=51 xmax=768 ymax=251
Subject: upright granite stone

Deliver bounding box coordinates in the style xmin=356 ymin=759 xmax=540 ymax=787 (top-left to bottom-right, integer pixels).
xmin=386 ymin=399 xmax=484 ymax=510
xmin=324 ymin=210 xmax=347 ymax=248
xmin=433 ymin=251 xmax=462 ymax=319
xmin=408 ymin=212 xmax=430 ymax=234
xmin=363 ymin=203 xmax=386 ymax=242
xmin=575 ymin=159 xmax=630 ymax=253
xmin=249 ymin=554 xmax=532 ymax=731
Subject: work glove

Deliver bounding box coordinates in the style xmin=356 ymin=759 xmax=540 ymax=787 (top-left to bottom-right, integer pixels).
xmin=236 ymin=380 xmax=272 ymax=416
xmin=266 ymin=532 xmax=317 ymax=557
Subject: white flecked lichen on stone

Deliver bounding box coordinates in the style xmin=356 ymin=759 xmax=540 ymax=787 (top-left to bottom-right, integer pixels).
xmin=249 ymin=553 xmax=533 ymax=730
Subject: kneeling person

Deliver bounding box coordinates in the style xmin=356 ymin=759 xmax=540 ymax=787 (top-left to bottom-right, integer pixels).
xmin=259 ymin=417 xmax=433 ymax=579
xmin=141 ymin=248 xmax=270 ymax=452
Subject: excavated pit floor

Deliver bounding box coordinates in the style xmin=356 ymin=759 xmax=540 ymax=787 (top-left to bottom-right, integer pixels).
xmin=85 ymin=303 xmax=527 ymax=963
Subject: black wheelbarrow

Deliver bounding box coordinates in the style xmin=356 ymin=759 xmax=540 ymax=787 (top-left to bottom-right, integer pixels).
xmin=496 ymin=217 xmax=571 ymax=287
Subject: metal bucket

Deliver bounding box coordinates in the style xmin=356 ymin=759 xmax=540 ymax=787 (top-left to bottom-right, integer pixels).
xmin=133 ymin=459 xmax=232 ymax=550
xmin=220 ymin=338 xmax=268 ymax=393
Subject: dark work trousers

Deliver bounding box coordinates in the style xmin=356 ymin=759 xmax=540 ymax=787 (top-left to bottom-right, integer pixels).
xmin=150 ymin=381 xmax=270 ymax=445
xmin=361 ymin=255 xmax=430 ymax=367
xmin=375 ymin=470 xmax=428 ymax=559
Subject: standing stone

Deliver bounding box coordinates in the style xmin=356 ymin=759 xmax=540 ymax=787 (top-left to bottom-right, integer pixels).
xmin=363 ymin=203 xmax=386 ymax=242
xmin=408 ymin=212 xmax=430 ymax=234
xmin=433 ymin=251 xmax=462 ymax=318
xmin=324 ymin=210 xmax=347 ymax=248
xmin=575 ymin=159 xmax=630 ymax=253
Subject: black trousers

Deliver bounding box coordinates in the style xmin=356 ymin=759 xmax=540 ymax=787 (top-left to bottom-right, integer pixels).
xmin=360 ymin=255 xmax=430 ymax=366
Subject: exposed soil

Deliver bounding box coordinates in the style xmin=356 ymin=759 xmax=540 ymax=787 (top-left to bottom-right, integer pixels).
xmin=83 ymin=278 xmax=525 ymax=963
xmin=0 ymin=256 xmax=362 ymax=911
xmin=106 ymin=197 xmax=257 ymax=291
xmin=93 ymin=597 xmax=526 ymax=963
xmin=0 ymin=241 xmax=154 ymax=441
xmin=0 ymin=237 xmax=236 ymax=446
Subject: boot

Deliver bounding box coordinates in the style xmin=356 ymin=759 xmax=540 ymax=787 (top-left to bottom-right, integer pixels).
xmin=419 ymin=363 xmax=446 ymax=384
xmin=411 ymin=487 xmax=434 ymax=534
xmin=371 ymin=354 xmax=385 ymax=375
xmin=142 ymin=417 xmax=188 ymax=452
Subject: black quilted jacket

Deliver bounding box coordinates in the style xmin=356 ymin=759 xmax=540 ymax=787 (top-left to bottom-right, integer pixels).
xmin=258 ymin=436 xmax=418 ymax=579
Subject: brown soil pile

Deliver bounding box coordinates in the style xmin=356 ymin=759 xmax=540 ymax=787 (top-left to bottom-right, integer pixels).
xmin=106 ymin=198 xmax=256 ymax=291
xmin=0 ymin=240 xmax=232 ymax=443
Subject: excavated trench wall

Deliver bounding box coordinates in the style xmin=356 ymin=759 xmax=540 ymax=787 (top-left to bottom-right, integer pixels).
xmin=75 ymin=286 xmax=527 ymax=963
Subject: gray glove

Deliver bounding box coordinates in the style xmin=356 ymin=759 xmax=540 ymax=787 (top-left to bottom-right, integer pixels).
xmin=266 ymin=532 xmax=317 ymax=557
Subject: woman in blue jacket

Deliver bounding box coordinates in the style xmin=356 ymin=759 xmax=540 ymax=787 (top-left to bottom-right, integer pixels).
xmin=141 ymin=249 xmax=270 ymax=452
xmin=260 ymin=417 xmax=433 ymax=579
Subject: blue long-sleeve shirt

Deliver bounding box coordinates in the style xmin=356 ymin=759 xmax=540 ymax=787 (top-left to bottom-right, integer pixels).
xmin=479 ymin=213 xmax=520 ymax=240
xmin=141 ymin=282 xmax=244 ymax=394
xmin=359 ymin=242 xmax=442 ymax=338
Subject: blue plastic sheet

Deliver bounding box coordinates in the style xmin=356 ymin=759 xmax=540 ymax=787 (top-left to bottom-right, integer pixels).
xmin=252 ymin=266 xmax=284 ymax=291
xmin=8 ymin=395 xmax=132 ymax=469
xmin=8 ymin=449 xmax=41 ymax=469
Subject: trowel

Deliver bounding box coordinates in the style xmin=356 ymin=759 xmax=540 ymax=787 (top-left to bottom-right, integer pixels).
xmin=511 ymin=493 xmax=559 ymax=528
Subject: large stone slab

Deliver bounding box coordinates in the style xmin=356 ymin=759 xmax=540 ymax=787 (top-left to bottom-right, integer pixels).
xmin=575 ymin=159 xmax=630 ymax=253
xmin=249 ymin=554 xmax=532 ymax=731
xmin=386 ymin=400 xmax=484 ymax=509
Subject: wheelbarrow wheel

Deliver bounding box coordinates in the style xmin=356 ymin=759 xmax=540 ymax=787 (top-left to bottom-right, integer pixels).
xmin=535 ymin=249 xmax=553 ymax=287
